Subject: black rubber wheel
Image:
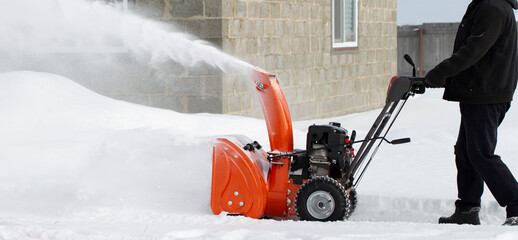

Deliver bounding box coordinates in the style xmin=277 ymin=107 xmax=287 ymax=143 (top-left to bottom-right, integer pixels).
xmin=295 ymin=176 xmax=350 ymax=221
xmin=347 ymin=188 xmax=357 ymax=216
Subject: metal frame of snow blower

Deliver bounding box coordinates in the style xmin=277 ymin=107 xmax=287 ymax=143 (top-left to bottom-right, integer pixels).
xmin=210 ymin=66 xmax=425 ymax=220
xmin=342 ymin=75 xmax=425 ymax=190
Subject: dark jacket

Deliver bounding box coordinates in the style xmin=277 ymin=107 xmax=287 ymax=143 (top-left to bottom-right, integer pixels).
xmin=427 ymin=0 xmax=518 ymax=104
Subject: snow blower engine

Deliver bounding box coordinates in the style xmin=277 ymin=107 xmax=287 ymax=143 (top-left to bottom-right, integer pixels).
xmin=291 ymin=122 xmax=354 ymax=183
xmin=210 ymin=55 xmax=426 ymax=221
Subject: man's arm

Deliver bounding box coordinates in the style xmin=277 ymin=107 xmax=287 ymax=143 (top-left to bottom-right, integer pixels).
xmin=426 ymin=5 xmax=505 ymax=86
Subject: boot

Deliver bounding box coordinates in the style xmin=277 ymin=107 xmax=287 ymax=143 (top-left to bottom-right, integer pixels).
xmin=503 ymin=217 xmax=518 ymax=226
xmin=439 ymin=207 xmax=480 ymax=225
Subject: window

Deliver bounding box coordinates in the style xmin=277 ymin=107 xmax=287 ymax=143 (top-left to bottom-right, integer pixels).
xmin=332 ymin=0 xmax=358 ymax=49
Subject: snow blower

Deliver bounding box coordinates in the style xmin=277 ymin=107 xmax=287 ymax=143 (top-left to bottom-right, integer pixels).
xmin=211 ymin=55 xmax=426 ymax=221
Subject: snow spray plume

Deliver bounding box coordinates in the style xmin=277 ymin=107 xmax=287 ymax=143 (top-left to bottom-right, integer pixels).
xmin=0 ymin=0 xmax=253 ymax=74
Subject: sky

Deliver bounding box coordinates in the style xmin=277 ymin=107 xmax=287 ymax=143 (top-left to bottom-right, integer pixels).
xmin=397 ymin=0 xmax=472 ymax=25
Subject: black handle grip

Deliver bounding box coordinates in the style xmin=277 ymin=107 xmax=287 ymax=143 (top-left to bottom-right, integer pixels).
xmin=403 ymin=77 xmax=427 ymax=94
xmin=404 ymin=54 xmax=416 ymax=67
xmin=390 ymin=138 xmax=411 ymax=145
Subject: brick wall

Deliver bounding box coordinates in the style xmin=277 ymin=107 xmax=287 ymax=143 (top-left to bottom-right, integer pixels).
xmin=220 ymin=0 xmax=398 ymax=120
xmin=125 ymin=0 xmax=225 ymax=114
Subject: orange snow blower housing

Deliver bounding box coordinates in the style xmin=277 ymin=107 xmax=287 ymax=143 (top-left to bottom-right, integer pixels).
xmin=211 ymin=69 xmax=294 ymax=218
xmin=211 ymin=57 xmax=426 ymax=221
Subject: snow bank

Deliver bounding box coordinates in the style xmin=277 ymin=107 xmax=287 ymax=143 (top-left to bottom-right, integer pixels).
xmin=0 ymin=71 xmax=271 ymax=217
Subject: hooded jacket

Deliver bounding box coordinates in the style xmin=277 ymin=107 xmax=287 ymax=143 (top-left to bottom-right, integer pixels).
xmin=427 ymin=0 xmax=518 ymax=104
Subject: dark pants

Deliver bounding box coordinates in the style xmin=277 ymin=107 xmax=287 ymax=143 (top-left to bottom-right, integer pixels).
xmin=455 ymin=103 xmax=518 ymax=218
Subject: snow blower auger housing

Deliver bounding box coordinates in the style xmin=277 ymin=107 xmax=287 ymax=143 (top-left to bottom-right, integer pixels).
xmin=211 ymin=55 xmax=426 ymax=221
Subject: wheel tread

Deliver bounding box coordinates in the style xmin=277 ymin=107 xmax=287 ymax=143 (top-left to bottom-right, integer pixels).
xmin=295 ymin=176 xmax=351 ymax=221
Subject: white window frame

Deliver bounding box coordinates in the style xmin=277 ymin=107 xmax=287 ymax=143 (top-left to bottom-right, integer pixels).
xmin=332 ymin=0 xmax=359 ymax=49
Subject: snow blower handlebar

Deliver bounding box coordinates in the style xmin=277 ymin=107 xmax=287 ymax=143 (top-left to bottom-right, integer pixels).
xmin=342 ymin=76 xmax=426 ymax=189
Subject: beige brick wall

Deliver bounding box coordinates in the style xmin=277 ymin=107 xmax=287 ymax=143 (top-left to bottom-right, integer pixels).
xmin=221 ymin=0 xmax=398 ymax=120
xmin=129 ymin=0 xmax=225 ymax=114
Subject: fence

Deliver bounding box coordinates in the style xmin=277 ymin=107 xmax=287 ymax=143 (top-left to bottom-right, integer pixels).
xmin=397 ymin=23 xmax=459 ymax=76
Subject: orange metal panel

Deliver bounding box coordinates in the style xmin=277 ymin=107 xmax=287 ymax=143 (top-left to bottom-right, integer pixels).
xmin=210 ymin=136 xmax=270 ymax=219
xmin=249 ymin=68 xmax=293 ymax=152
xmin=249 ymin=68 xmax=294 ymax=217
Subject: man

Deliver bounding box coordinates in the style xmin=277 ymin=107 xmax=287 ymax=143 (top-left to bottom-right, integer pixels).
xmin=425 ymin=0 xmax=518 ymax=226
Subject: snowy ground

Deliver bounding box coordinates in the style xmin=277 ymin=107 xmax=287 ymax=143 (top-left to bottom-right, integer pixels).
xmin=0 ymin=71 xmax=517 ymax=239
